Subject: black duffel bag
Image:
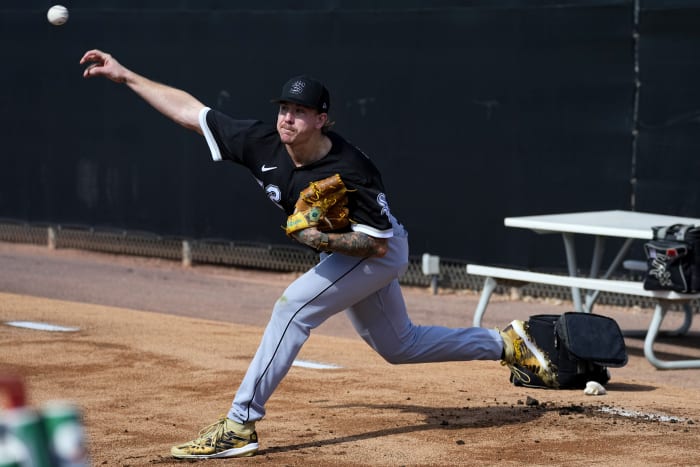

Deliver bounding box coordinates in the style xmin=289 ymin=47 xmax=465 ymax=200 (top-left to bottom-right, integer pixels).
xmin=644 ymin=224 xmax=700 ymax=293
xmin=508 ymin=312 xmax=628 ymax=389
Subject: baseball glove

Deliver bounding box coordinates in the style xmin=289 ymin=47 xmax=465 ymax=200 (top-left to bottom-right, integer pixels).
xmin=285 ymin=174 xmax=351 ymax=235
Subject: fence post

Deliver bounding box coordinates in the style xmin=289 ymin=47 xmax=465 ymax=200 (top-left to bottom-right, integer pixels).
xmin=421 ymin=253 xmax=440 ymax=295
xmin=47 ymin=226 xmax=57 ymax=250
xmin=182 ymin=240 xmax=192 ymax=267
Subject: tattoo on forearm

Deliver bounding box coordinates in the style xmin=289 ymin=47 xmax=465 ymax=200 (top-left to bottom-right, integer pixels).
xmin=293 ymin=229 xmax=385 ymax=257
xmin=329 ymin=232 xmax=382 ymax=257
xmin=293 ymin=229 xmax=317 ymax=248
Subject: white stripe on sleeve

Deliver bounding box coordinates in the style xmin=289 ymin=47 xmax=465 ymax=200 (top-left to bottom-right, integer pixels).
xmin=198 ymin=107 xmax=222 ymax=161
xmin=351 ymin=223 xmax=394 ymax=238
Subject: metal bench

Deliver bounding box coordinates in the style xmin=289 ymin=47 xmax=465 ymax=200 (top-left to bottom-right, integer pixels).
xmin=466 ymin=264 xmax=700 ymax=370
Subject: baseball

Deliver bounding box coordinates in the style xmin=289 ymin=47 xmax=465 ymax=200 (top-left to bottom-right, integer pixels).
xmin=47 ymin=5 xmax=69 ymax=26
xmin=584 ymin=381 xmax=607 ymax=396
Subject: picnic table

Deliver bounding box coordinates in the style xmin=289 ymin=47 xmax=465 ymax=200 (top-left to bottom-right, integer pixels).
xmin=467 ymin=210 xmax=700 ymax=369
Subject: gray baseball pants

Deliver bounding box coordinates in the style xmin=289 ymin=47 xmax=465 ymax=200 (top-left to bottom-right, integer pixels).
xmin=228 ymin=232 xmax=503 ymax=424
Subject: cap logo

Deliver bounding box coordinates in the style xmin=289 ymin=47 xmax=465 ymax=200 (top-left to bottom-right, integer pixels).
xmin=289 ymin=80 xmax=306 ymax=95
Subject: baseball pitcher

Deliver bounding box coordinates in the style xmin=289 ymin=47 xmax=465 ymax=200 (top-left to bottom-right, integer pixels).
xmin=80 ymin=49 xmax=555 ymax=459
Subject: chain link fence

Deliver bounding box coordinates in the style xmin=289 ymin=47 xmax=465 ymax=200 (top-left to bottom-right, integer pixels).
xmin=0 ymin=219 xmax=696 ymax=313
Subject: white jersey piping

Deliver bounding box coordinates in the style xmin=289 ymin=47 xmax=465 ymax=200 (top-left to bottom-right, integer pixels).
xmin=198 ymin=107 xmax=222 ymax=161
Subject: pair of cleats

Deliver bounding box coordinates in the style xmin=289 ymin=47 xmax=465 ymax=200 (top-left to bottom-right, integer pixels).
xmin=171 ymin=320 xmax=554 ymax=460
xmin=499 ymin=320 xmax=558 ymax=387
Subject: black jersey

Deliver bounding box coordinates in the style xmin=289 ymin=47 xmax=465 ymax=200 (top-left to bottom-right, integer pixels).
xmin=200 ymin=108 xmax=394 ymax=238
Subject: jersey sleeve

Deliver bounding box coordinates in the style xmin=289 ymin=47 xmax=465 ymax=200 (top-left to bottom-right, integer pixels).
xmin=198 ymin=107 xmax=276 ymax=166
xmin=343 ymin=159 xmax=394 ymax=238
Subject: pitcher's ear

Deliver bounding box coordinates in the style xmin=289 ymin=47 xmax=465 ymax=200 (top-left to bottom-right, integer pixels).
xmin=316 ymin=112 xmax=328 ymax=129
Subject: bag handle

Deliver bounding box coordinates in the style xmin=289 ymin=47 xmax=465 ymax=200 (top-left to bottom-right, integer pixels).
xmin=652 ymin=224 xmax=696 ymax=241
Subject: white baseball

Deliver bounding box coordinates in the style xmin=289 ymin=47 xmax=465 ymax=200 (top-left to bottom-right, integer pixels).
xmin=47 ymin=5 xmax=69 ymax=26
xmin=583 ymin=381 xmax=607 ymax=396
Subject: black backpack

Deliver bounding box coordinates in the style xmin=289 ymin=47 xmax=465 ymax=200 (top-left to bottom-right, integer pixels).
xmin=508 ymin=313 xmax=628 ymax=389
xmin=643 ymin=224 xmax=700 ymax=293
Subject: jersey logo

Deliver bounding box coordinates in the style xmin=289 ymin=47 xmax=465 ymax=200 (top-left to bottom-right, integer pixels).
xmin=377 ymin=193 xmax=391 ymax=217
xmin=266 ymin=184 xmax=282 ymax=204
xmin=261 ymin=164 xmax=278 ymax=173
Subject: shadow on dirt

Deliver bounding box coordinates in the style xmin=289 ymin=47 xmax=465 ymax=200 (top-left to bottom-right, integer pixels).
xmin=604 ymin=381 xmax=656 ymax=392
xmin=625 ymin=345 xmax=700 ymax=363
xmin=259 ymin=402 xmax=549 ymax=455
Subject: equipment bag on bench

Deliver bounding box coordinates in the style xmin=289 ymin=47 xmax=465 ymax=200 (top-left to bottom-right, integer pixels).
xmin=508 ymin=312 xmax=628 ymax=389
xmin=644 ymin=224 xmax=700 ymax=293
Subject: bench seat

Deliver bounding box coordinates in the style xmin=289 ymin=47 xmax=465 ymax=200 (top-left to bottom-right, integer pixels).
xmin=466 ymin=264 xmax=700 ymax=370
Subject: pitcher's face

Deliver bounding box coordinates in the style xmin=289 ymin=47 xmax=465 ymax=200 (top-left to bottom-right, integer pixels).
xmin=276 ymin=102 xmax=326 ymax=145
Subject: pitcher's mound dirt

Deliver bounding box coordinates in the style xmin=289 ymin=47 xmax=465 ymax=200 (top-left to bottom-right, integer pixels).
xmin=1 ymin=243 xmax=699 ymax=466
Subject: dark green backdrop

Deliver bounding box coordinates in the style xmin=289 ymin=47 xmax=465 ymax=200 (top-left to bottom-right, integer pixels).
xmin=1 ymin=1 xmax=697 ymax=269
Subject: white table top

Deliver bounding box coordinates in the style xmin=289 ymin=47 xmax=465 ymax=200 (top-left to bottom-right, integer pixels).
xmin=504 ymin=210 xmax=700 ymax=239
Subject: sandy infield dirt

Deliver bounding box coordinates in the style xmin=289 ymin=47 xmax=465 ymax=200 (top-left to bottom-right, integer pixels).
xmin=1 ymin=242 xmax=700 ymax=466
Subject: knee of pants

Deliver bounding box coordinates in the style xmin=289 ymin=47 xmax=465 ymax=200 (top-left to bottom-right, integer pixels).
xmin=358 ymin=333 xmax=413 ymax=365
xmin=270 ymin=297 xmax=311 ymax=332
xmin=380 ymin=349 xmax=414 ymax=365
